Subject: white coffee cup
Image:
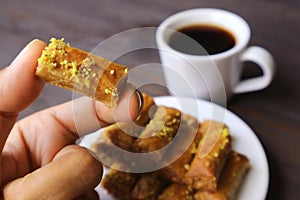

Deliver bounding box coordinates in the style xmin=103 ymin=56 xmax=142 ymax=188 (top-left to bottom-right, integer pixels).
xmin=156 ymin=8 xmax=275 ymax=105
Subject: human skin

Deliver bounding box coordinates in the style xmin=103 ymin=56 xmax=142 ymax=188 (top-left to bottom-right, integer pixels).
xmin=0 ymin=39 xmax=141 ymax=199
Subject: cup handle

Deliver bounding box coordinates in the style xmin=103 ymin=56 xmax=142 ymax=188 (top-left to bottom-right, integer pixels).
xmin=234 ymin=46 xmax=276 ymax=94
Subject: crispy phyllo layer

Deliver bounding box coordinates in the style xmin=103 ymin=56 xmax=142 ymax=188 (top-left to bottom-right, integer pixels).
xmin=186 ymin=120 xmax=232 ymax=190
xmin=91 ymin=93 xmax=155 ymax=168
xmin=102 ymin=151 xmax=249 ymax=200
xmin=101 ymin=169 xmax=139 ymax=200
xmin=132 ymin=106 xmax=181 ymax=153
xmin=194 ymin=151 xmax=250 ymax=200
xmin=157 ymin=113 xmax=200 ymax=183
xmin=102 ymin=170 xmax=169 ymax=200
xmin=158 ymin=183 xmax=194 ymax=200
xmin=91 ymin=94 xmax=250 ymax=200
xmin=131 ymin=173 xmax=168 ymax=200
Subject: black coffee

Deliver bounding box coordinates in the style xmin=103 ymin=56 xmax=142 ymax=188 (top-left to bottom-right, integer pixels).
xmin=168 ymin=24 xmax=236 ymax=55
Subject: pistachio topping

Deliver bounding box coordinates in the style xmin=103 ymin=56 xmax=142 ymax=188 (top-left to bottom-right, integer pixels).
xmin=222 ymin=127 xmax=229 ymax=137
xmin=184 ymin=164 xmax=190 ymax=170
xmin=190 ymin=146 xmax=198 ymax=154
xmin=36 ymin=37 xmax=129 ymax=108
xmin=205 ymin=161 xmax=210 ymax=167
xmin=82 ymin=57 xmax=95 ymax=68
xmin=38 ymin=38 xmax=70 ymax=70
xmin=104 ymin=88 xmax=111 ymax=94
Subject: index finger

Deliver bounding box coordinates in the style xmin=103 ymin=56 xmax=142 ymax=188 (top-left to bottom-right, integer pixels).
xmin=48 ymin=84 xmax=142 ymax=138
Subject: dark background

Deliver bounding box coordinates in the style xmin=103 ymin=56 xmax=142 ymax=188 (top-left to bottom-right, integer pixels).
xmin=1 ymin=0 xmax=300 ymax=199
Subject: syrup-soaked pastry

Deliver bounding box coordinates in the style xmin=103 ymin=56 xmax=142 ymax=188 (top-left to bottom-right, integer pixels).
xmin=126 ymin=106 xmax=182 ymax=170
xmin=131 ymin=173 xmax=169 ymax=200
xmin=90 ymin=121 xmax=142 ymax=169
xmin=158 ymin=183 xmax=194 ymax=200
xmin=90 ymin=93 xmax=155 ymax=168
xmin=36 ymin=38 xmax=128 ymax=107
xmin=101 ymin=169 xmax=139 ymax=200
xmin=194 ymin=151 xmax=250 ymax=200
xmin=91 ymin=122 xmax=136 ymax=151
xmin=157 ymin=113 xmax=201 ymax=183
xmin=102 ymin=170 xmax=168 ymax=200
xmin=186 ymin=120 xmax=232 ymax=190
xmin=131 ymin=106 xmax=182 ymax=153
xmin=101 ymin=151 xmax=249 ymax=200
xmin=91 ymin=94 xmax=250 ymax=200
xmin=92 ymin=92 xmax=155 ymax=151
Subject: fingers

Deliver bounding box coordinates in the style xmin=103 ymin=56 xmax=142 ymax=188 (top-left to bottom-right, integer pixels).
xmin=75 ymin=190 xmax=99 ymax=200
xmin=0 ymin=75 xmax=142 ymax=184
xmin=0 ymin=39 xmax=46 ymax=151
xmin=95 ymin=84 xmax=143 ymax=125
xmin=48 ymin=84 xmax=142 ymax=138
xmin=3 ymin=145 xmax=103 ymax=200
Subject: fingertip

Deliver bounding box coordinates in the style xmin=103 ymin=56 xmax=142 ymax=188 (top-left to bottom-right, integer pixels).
xmin=114 ymin=85 xmax=143 ymax=122
xmin=94 ymin=85 xmax=143 ymax=125
xmin=75 ymin=190 xmax=99 ymax=200
xmin=0 ymin=39 xmax=47 ymax=112
xmin=11 ymin=39 xmax=47 ymax=68
xmin=9 ymin=38 xmax=47 ymax=80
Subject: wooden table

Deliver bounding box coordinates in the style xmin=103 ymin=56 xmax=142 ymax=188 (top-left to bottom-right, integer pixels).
xmin=1 ymin=0 xmax=300 ymax=199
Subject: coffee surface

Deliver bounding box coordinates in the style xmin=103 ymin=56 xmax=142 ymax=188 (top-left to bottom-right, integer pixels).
xmin=168 ymin=25 xmax=236 ymax=55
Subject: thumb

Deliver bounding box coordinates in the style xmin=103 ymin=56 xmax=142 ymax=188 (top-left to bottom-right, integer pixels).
xmin=3 ymin=145 xmax=103 ymax=200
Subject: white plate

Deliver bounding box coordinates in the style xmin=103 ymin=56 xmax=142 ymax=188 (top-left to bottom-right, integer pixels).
xmin=81 ymin=96 xmax=269 ymax=200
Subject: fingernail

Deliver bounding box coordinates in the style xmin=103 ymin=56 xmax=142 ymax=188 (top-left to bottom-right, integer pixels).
xmin=135 ymin=89 xmax=144 ymax=116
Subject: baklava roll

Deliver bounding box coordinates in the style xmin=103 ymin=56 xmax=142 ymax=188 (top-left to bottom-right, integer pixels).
xmin=186 ymin=120 xmax=232 ymax=190
xmin=36 ymin=38 xmax=128 ymax=107
xmin=194 ymin=151 xmax=250 ymax=200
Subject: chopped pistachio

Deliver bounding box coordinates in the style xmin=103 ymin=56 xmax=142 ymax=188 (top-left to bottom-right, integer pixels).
xmin=222 ymin=128 xmax=229 ymax=137
xmin=184 ymin=164 xmax=190 ymax=170
xmin=205 ymin=161 xmax=210 ymax=167
xmin=104 ymin=88 xmax=111 ymax=94
xmin=84 ymin=78 xmax=90 ymax=87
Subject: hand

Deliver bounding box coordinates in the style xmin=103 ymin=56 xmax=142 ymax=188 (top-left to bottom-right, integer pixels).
xmin=0 ymin=39 xmax=141 ymax=199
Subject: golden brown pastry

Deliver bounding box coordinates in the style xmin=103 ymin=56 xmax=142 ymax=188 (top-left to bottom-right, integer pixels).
xmin=90 ymin=122 xmax=139 ymax=169
xmin=91 ymin=92 xmax=155 ymax=151
xmin=91 ymin=95 xmax=250 ymax=200
xmin=101 ymin=151 xmax=249 ymax=200
xmin=90 ymin=93 xmax=155 ymax=168
xmin=186 ymin=120 xmax=232 ymax=190
xmin=131 ymin=106 xmax=182 ymax=153
xmin=157 ymin=113 xmax=201 ymax=183
xmin=194 ymin=151 xmax=250 ymax=200
xmin=102 ymin=170 xmax=169 ymax=200
xmin=36 ymin=38 xmax=128 ymax=107
xmin=101 ymin=169 xmax=139 ymax=200
xmin=131 ymin=173 xmax=168 ymax=200
xmin=158 ymin=183 xmax=194 ymax=200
